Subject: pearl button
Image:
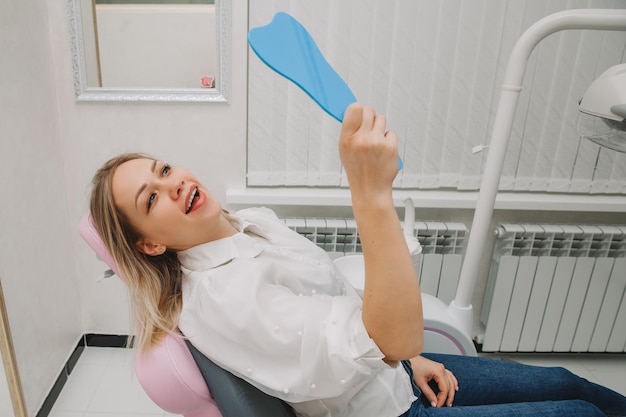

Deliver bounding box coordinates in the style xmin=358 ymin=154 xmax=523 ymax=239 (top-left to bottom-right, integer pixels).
xmin=283 ymin=388 xmax=289 ymax=394
xmin=312 ymin=290 xmax=317 ymax=294
xmin=310 ymin=384 xmax=317 ymax=390
xmin=297 ymin=330 xmax=303 ymax=336
xmin=274 ymin=326 xmax=280 ymax=332
xmin=247 ymin=368 xmax=253 ymax=374
xmin=340 ymin=379 xmax=346 ymax=384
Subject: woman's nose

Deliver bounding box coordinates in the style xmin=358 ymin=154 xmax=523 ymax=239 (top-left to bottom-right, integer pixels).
xmin=168 ymin=178 xmax=184 ymax=199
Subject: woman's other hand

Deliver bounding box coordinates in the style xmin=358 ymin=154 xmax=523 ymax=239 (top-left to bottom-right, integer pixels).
xmin=410 ymin=356 xmax=459 ymax=408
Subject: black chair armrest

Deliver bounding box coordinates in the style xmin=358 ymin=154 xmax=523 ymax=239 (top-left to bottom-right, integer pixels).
xmin=186 ymin=341 xmax=297 ymax=417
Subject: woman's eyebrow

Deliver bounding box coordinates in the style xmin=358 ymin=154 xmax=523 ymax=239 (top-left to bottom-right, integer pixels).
xmin=134 ymin=159 xmax=158 ymax=210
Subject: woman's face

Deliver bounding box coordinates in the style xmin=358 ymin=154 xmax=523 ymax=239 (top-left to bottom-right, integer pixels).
xmin=112 ymin=158 xmax=231 ymax=254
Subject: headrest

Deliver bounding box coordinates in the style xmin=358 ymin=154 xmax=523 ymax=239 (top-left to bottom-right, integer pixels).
xmin=79 ymin=214 xmax=121 ymax=278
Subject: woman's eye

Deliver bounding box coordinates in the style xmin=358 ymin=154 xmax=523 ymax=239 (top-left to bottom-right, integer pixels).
xmin=147 ymin=193 xmax=156 ymax=210
xmin=161 ymin=164 xmax=171 ymax=176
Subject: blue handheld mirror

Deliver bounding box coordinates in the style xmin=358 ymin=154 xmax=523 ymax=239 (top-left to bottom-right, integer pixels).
xmin=248 ymin=12 xmax=403 ymax=169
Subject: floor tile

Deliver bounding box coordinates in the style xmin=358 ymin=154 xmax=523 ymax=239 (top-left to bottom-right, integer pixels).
xmin=48 ymin=412 xmax=84 ymax=417
xmin=508 ymin=355 xmax=603 ymax=385
xmin=50 ymin=347 xmax=173 ymax=416
xmin=50 ymin=364 xmax=105 ymax=412
xmin=75 ymin=346 xmax=116 ymax=366
xmin=85 ymin=360 xmax=164 ymax=414
xmin=578 ymin=356 xmax=626 ymax=395
xmin=83 ymin=414 xmax=163 ymax=417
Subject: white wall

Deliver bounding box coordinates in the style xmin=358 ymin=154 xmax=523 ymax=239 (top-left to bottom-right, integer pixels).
xmin=0 ymin=0 xmax=248 ymax=414
xmin=0 ymin=0 xmax=83 ymax=415
xmin=50 ymin=0 xmax=250 ymax=337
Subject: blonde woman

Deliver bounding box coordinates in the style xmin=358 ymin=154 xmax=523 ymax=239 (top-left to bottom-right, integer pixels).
xmin=90 ymin=104 xmax=626 ymax=417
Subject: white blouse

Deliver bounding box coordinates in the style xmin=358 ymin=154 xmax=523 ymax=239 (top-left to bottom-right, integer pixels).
xmin=177 ymin=208 xmax=416 ymax=417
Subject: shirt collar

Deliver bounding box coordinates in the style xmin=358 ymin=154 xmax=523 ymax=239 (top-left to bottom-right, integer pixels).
xmin=177 ymin=211 xmax=267 ymax=272
xmin=222 ymin=210 xmax=269 ymax=240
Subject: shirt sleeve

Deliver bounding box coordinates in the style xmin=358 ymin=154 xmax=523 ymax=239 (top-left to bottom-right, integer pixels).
xmin=178 ymin=260 xmax=392 ymax=403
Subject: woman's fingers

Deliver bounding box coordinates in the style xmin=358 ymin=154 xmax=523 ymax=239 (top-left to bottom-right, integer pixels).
xmin=429 ymin=366 xmax=457 ymax=407
xmin=340 ymin=103 xmax=387 ymax=143
xmin=338 ymin=104 xmax=399 ymax=192
xmin=340 ymin=103 xmax=365 ymax=139
xmin=372 ymin=111 xmax=387 ymax=134
xmin=419 ymin=382 xmax=439 ymax=408
xmin=432 ymin=368 xmax=449 ymax=407
xmin=444 ymin=370 xmax=457 ymax=406
xmin=361 ymin=105 xmax=376 ymax=131
xmin=410 ymin=356 xmax=460 ymax=408
xmin=450 ymin=369 xmax=459 ymax=392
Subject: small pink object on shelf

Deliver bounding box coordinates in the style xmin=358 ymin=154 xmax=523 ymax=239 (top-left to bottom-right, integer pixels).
xmin=201 ymin=75 xmax=215 ymax=88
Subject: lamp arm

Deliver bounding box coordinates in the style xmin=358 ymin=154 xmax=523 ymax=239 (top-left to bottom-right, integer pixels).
xmin=452 ymin=9 xmax=626 ymax=316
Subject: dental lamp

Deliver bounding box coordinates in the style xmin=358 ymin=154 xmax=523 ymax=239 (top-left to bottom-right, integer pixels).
xmin=578 ymin=63 xmax=626 ymax=152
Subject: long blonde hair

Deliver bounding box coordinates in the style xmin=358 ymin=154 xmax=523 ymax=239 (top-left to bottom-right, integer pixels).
xmin=90 ymin=153 xmax=183 ymax=352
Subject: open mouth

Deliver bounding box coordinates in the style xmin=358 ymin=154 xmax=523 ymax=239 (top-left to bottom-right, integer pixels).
xmin=185 ymin=187 xmax=199 ymax=214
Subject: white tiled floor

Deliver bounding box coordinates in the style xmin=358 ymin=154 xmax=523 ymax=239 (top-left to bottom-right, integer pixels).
xmin=49 ymin=347 xmax=182 ymax=417
xmin=49 ymin=347 xmax=626 ymax=417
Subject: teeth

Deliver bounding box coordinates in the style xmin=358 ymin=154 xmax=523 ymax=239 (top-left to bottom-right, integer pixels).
xmin=186 ymin=187 xmax=198 ymax=213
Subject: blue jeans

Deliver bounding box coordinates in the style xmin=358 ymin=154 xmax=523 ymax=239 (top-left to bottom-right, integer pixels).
xmin=400 ymin=353 xmax=626 ymax=417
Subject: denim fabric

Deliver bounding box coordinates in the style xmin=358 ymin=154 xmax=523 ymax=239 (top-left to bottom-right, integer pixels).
xmin=400 ymin=353 xmax=626 ymax=417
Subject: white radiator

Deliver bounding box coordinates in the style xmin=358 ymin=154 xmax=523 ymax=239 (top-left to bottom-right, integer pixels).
xmin=283 ymin=217 xmax=466 ymax=303
xmin=481 ymin=223 xmax=626 ymax=353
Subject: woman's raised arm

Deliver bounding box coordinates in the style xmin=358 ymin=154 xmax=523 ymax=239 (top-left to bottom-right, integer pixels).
xmin=339 ymin=103 xmax=424 ymax=362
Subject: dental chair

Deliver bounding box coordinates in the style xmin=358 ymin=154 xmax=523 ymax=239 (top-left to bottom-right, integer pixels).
xmin=79 ymin=215 xmax=296 ymax=417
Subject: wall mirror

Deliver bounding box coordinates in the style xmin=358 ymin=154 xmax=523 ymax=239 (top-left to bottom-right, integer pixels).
xmin=67 ymin=0 xmax=230 ymax=102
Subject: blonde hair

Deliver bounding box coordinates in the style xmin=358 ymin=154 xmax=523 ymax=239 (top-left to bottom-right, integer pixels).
xmin=90 ymin=153 xmax=183 ymax=352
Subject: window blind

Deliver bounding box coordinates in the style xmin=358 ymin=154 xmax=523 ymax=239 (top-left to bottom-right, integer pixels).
xmin=247 ymin=0 xmax=626 ymax=193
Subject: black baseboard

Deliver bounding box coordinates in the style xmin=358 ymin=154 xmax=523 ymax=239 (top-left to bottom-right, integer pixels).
xmin=36 ymin=334 xmax=130 ymax=417
xmin=84 ymin=333 xmax=133 ymax=348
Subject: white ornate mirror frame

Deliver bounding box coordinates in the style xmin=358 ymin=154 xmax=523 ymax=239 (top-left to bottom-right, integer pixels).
xmin=66 ymin=0 xmax=230 ymax=102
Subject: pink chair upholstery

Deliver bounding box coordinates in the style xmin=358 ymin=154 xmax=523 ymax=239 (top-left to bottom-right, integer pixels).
xmin=79 ymin=215 xmax=222 ymax=417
